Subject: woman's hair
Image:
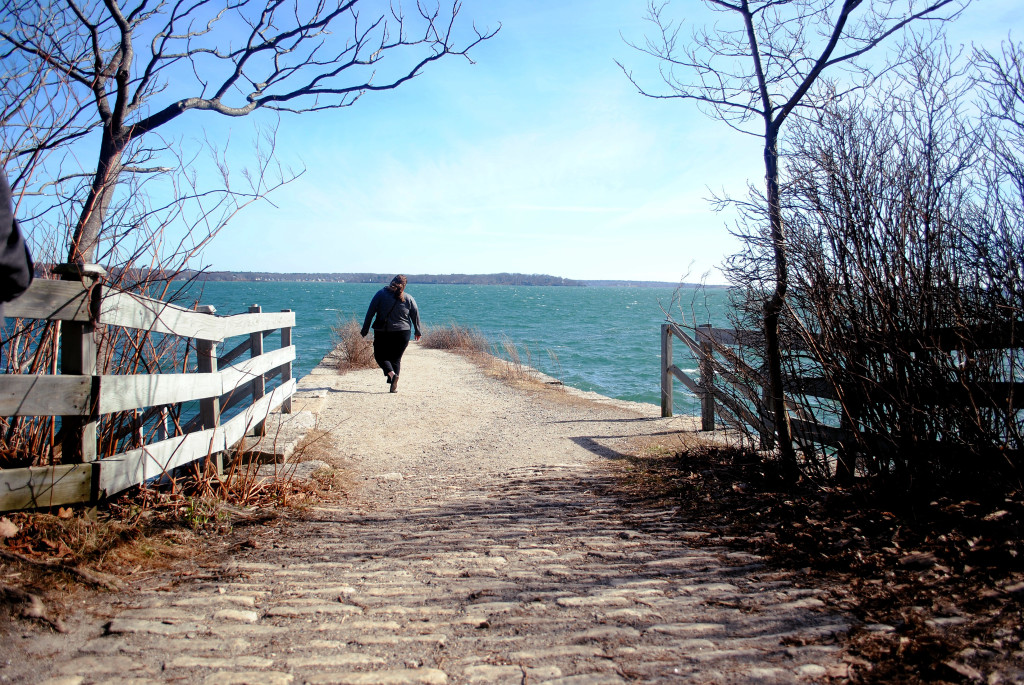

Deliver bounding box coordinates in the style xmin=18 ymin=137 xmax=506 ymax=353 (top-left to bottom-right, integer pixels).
xmin=387 ymin=274 xmax=407 ymax=302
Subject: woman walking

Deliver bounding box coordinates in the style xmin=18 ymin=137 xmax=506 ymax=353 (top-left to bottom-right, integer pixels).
xmin=360 ymin=275 xmax=422 ymax=393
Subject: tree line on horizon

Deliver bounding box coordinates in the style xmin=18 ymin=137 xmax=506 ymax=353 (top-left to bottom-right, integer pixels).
xmin=177 ymin=271 xmax=586 ymax=286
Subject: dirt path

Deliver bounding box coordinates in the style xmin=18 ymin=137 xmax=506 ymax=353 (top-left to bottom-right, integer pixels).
xmin=33 ymin=345 xmax=852 ymax=684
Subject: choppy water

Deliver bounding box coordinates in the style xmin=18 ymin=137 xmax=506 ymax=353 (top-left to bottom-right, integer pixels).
xmin=184 ymin=282 xmax=734 ymax=414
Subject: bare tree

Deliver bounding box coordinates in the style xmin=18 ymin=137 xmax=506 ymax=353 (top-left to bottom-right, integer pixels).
xmin=1 ymin=0 xmax=498 ymax=263
xmin=620 ymin=0 xmax=967 ymax=477
xmin=0 ymin=0 xmax=497 ymax=468
xmin=720 ymin=38 xmax=1022 ymax=490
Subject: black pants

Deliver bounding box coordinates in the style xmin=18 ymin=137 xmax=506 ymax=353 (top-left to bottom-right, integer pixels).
xmin=373 ymin=329 xmax=411 ymax=378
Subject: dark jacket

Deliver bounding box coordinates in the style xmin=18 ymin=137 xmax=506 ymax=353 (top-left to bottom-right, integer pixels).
xmin=0 ymin=169 xmax=33 ymax=304
xmin=361 ymin=288 xmax=421 ymax=336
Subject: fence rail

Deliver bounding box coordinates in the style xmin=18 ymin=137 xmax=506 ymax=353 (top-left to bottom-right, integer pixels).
xmin=0 ymin=264 xmax=296 ymax=512
xmin=661 ymin=321 xmax=1024 ymax=454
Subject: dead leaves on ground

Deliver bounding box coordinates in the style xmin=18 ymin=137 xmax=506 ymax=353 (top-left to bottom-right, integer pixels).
xmin=610 ymin=447 xmax=1024 ymax=684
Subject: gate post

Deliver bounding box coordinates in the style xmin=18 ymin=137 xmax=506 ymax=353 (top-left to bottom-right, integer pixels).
xmin=661 ymin=324 xmax=673 ymax=417
xmin=280 ymin=310 xmax=293 ymax=414
xmin=698 ymin=324 xmax=715 ymax=431
xmin=54 ymin=263 xmax=105 ymax=465
xmin=248 ymin=305 xmax=266 ymax=436
xmin=196 ymin=305 xmax=222 ymax=476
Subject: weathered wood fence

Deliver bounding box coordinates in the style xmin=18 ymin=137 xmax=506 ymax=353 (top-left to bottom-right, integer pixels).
xmin=661 ymin=320 xmax=1023 ymax=456
xmin=661 ymin=323 xmax=774 ymax=439
xmin=0 ymin=264 xmax=296 ymax=512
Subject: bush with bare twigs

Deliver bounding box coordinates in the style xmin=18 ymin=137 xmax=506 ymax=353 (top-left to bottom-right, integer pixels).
xmin=419 ymin=323 xmax=490 ymax=354
xmin=330 ymin=318 xmax=376 ymax=372
xmin=723 ymin=40 xmax=1024 ymax=491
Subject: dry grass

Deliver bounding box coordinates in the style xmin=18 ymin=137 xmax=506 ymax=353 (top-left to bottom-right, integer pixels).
xmin=0 ymin=420 xmax=348 ymax=629
xmin=330 ymin=317 xmax=376 ymax=372
xmin=419 ymin=324 xmax=570 ymax=395
xmin=419 ymin=322 xmax=490 ymax=354
xmin=491 ymin=336 xmax=534 ymax=382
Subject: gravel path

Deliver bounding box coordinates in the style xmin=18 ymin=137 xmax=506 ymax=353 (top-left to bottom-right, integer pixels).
xmin=35 ymin=345 xmax=852 ymax=684
xmin=304 ymin=344 xmax=699 ymax=499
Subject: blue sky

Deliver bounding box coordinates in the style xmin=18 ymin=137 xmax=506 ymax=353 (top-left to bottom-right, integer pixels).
xmin=191 ymin=0 xmax=1021 ymax=284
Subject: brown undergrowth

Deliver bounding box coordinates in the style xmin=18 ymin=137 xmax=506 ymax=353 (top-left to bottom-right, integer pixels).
xmin=610 ymin=446 xmax=1024 ymax=684
xmin=330 ymin=317 xmax=377 ymax=371
xmin=0 ymin=431 xmax=343 ymax=633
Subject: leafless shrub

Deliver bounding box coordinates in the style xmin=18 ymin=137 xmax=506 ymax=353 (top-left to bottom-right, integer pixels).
xmin=330 ymin=317 xmax=376 ymax=372
xmin=622 ymin=0 xmax=968 ymax=477
xmin=724 ymin=39 xmax=1023 ymax=491
xmin=420 ymin=323 xmax=489 ymax=354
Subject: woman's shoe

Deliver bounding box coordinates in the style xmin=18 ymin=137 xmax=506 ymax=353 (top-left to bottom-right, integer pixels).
xmin=390 ymin=375 xmax=399 ymax=393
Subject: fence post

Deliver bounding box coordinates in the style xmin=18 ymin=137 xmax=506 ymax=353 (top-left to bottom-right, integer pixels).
xmin=280 ymin=309 xmax=293 ymax=415
xmin=759 ymin=362 xmax=775 ymax=450
xmin=698 ymin=324 xmax=716 ymax=431
xmin=661 ymin=323 xmax=673 ymax=418
xmin=54 ymin=263 xmax=105 ymax=465
xmin=196 ymin=305 xmax=222 ymax=476
xmin=248 ymin=305 xmax=266 ymax=435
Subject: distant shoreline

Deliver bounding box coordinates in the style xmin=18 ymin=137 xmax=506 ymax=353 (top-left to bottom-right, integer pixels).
xmin=181 ymin=270 xmax=722 ymax=288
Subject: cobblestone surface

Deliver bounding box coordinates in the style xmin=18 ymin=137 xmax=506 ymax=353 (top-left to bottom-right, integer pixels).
xmin=31 ymin=346 xmax=850 ymax=684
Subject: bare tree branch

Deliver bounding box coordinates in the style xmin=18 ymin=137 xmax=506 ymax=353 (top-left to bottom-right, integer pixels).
xmin=621 ymin=0 xmax=969 ymax=476
xmin=1 ymin=0 xmax=499 ymax=261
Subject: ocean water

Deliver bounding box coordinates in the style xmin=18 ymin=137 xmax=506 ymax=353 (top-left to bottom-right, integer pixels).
xmin=183 ymin=282 xmax=734 ymax=414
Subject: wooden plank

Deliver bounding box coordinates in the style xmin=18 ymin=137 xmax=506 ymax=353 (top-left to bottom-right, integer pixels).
xmin=0 ymin=464 xmax=94 ymax=512
xmin=61 ymin=317 xmax=98 ymax=463
xmin=842 ymin=379 xmax=1024 ymax=408
xmin=215 ymin=311 xmax=296 ymax=340
xmin=102 ymin=378 xmax=296 ymax=497
xmin=280 ymin=313 xmax=293 ymax=414
xmin=669 ymin=364 xmax=703 ymax=396
xmin=783 ymin=375 xmax=841 ymax=400
xmin=220 ymin=346 xmax=295 ymax=395
xmin=0 ymin=375 xmax=93 ymax=416
xmin=703 ymin=327 xmax=754 ymax=347
xmin=98 ymin=372 xmax=223 ymax=414
xmin=99 ymin=291 xmax=227 ymax=341
xmin=3 ymin=280 xmax=92 ymax=322
xmin=195 ymin=307 xmax=221 ymax=434
xmin=667 ymin=323 xmax=704 ymax=358
xmin=100 ymin=292 xmax=296 ymax=341
xmin=887 ymin=322 xmax=1024 ymax=352
xmin=249 ymin=305 xmax=266 ymax=437
xmin=9 ymin=380 xmax=294 ymax=505
xmin=789 ymin=417 xmax=848 ymax=448
xmin=709 ymin=384 xmax=770 ymax=437
xmin=221 ymin=379 xmax=296 ymax=448
xmin=95 ymin=347 xmax=294 ymax=414
xmin=712 ymin=359 xmax=764 ymax=406
xmin=98 ymin=427 xmax=225 ymax=496
xmin=218 ymin=329 xmax=276 ymax=366
xmin=217 ymin=382 xmax=253 ymax=417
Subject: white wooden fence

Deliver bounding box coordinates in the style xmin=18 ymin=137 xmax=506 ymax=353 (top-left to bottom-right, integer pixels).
xmin=0 ymin=264 xmax=296 ymax=512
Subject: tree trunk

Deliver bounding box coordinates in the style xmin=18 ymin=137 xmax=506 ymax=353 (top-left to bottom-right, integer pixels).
xmin=67 ymin=128 xmax=125 ymax=263
xmin=763 ymin=129 xmax=799 ymax=479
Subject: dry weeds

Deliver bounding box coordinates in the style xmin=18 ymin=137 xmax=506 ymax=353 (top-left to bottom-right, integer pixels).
xmin=419 ymin=322 xmax=489 ymax=354
xmin=330 ymin=317 xmax=376 ymax=371
xmin=608 ymin=445 xmax=1024 ymax=684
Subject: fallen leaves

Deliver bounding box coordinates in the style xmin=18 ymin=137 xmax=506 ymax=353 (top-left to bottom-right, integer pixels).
xmin=609 ymin=446 xmax=1024 ymax=684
